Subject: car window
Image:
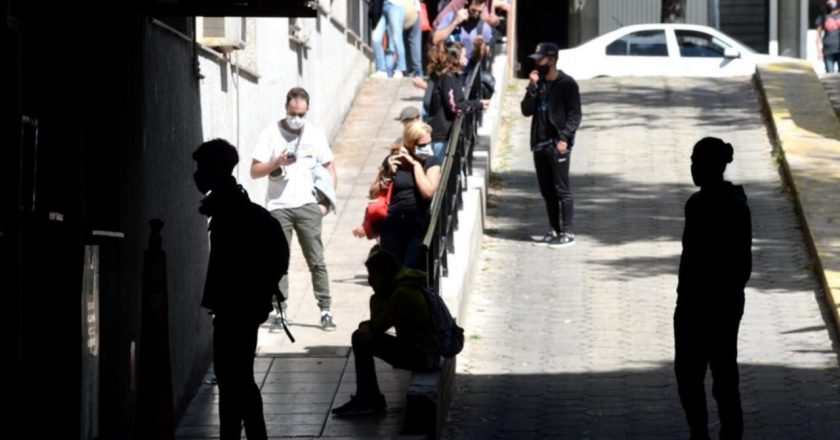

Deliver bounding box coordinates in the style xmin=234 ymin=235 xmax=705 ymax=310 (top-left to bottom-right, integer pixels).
xmin=605 ymin=30 xmax=669 ymax=57
xmin=675 ymin=30 xmax=730 ymax=57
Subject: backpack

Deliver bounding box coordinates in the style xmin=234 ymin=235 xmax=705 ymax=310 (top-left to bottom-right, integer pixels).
xmin=421 ymin=287 xmax=465 ymax=358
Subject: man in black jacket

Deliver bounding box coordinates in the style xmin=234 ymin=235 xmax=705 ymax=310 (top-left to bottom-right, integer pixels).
xmin=521 ymin=42 xmax=582 ymax=247
xmin=193 ymin=139 xmax=290 ymax=440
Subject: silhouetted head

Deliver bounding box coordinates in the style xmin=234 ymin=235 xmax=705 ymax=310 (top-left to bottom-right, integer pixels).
xmin=690 ymin=137 xmax=733 ymax=187
xmin=192 ymin=138 xmax=239 ymax=194
xmin=365 ymin=248 xmax=403 ymax=295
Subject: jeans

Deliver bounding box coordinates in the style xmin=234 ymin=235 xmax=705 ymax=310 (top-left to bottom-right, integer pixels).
xmin=213 ymin=315 xmax=266 ymax=440
xmin=825 ymin=52 xmax=840 ymax=73
xmin=432 ymin=140 xmax=447 ymax=160
xmin=372 ymin=1 xmax=406 ymax=74
xmin=404 ymin=17 xmax=424 ymax=76
xmin=352 ymin=329 xmax=439 ymax=398
xmin=380 ymin=211 xmax=429 ymax=270
xmin=674 ymin=302 xmax=744 ymax=440
xmin=271 ymin=203 xmax=331 ymax=312
xmin=533 ymin=146 xmax=574 ymax=234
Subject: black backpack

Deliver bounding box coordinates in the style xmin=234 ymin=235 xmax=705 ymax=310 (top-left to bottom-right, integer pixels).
xmin=421 ymin=287 xmax=465 ymax=358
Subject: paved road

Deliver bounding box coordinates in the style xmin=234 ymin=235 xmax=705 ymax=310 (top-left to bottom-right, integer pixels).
xmin=446 ymin=77 xmax=840 ymax=439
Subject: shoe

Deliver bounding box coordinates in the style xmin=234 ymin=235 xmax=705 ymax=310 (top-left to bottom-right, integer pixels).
xmin=273 ymin=307 xmax=291 ymax=326
xmin=371 ymin=70 xmax=388 ymax=79
xmin=531 ymin=230 xmax=558 ymax=245
xmin=331 ymin=394 xmax=386 ymax=417
xmin=547 ymin=232 xmax=576 ymax=248
xmin=392 ymin=70 xmax=404 ymax=79
xmin=321 ymin=312 xmax=337 ymax=331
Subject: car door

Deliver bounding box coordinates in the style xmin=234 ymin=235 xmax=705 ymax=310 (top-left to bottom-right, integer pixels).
xmin=673 ymin=29 xmax=754 ymax=77
xmin=603 ymin=29 xmax=676 ymax=77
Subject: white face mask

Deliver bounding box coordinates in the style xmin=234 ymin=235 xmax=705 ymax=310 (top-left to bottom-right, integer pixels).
xmin=415 ymin=143 xmax=434 ymax=158
xmin=286 ymin=115 xmax=306 ymax=130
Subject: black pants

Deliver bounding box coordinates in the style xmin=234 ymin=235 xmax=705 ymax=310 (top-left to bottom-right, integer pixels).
xmin=533 ymin=147 xmax=573 ymax=234
xmin=674 ymin=304 xmax=744 ymax=440
xmin=213 ymin=316 xmax=267 ymax=440
xmin=352 ymin=329 xmax=438 ymax=398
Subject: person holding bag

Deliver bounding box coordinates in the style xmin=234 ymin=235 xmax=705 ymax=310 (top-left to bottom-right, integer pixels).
xmin=353 ymin=122 xmax=440 ymax=270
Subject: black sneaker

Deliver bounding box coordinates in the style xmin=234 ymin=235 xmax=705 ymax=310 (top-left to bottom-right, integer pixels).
xmin=321 ymin=312 xmax=337 ymax=331
xmin=531 ymin=230 xmax=558 ymax=245
xmin=548 ymin=232 xmax=575 ymax=248
xmin=331 ymin=394 xmax=387 ymax=417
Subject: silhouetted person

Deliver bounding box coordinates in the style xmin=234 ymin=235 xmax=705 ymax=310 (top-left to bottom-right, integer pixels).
xmin=675 ymin=137 xmax=752 ymax=440
xmin=193 ymin=139 xmax=290 ymax=440
xmin=331 ymin=248 xmax=440 ymax=417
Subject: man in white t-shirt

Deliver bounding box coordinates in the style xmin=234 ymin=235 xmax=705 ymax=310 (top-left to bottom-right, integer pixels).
xmin=251 ymin=87 xmax=338 ymax=331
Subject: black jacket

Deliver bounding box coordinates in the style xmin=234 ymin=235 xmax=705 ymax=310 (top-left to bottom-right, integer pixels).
xmin=520 ymin=71 xmax=582 ymax=149
xmin=677 ymin=182 xmax=752 ymax=309
xmin=200 ymin=181 xmax=289 ymax=323
xmin=428 ymin=73 xmax=484 ymax=142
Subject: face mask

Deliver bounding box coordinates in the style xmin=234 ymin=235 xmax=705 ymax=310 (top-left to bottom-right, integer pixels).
xmin=287 ymin=115 xmax=306 ymax=130
xmin=535 ymin=64 xmax=551 ymax=78
xmin=415 ymin=143 xmax=433 ymax=158
xmin=828 ymin=2 xmax=837 ymax=12
xmin=467 ymin=13 xmax=480 ymax=25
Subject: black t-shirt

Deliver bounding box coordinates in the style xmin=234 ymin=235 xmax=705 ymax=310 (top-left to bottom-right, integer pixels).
xmin=382 ymin=154 xmax=443 ymax=214
xmin=535 ymin=80 xmax=559 ymax=144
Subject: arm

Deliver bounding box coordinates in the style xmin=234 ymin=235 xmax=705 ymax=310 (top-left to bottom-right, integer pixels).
xmin=368 ymin=166 xmax=391 ymax=199
xmin=250 ymin=156 xmax=293 ymax=179
xmin=433 ymin=10 xmax=468 ymax=45
xmin=323 ymin=161 xmax=337 ymax=189
xmin=442 ymin=75 xmax=484 ymax=118
xmin=558 ymin=80 xmax=582 ymax=144
xmin=408 ymin=158 xmax=441 ymax=200
xmin=817 ymin=25 xmax=825 ymax=60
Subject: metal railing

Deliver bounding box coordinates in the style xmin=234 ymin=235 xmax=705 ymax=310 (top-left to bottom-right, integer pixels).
xmin=421 ymin=61 xmax=484 ymax=293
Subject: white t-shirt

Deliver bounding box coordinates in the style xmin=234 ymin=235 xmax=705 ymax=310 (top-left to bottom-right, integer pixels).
xmin=252 ymin=120 xmax=334 ymax=211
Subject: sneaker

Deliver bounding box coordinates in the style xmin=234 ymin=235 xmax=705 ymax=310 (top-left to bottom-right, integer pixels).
xmin=321 ymin=311 xmax=337 ymax=331
xmin=273 ymin=307 xmax=291 ymax=326
xmin=371 ymin=70 xmax=388 ymax=79
xmin=531 ymin=230 xmax=558 ymax=245
xmin=331 ymin=394 xmax=386 ymax=417
xmin=392 ymin=70 xmax=404 ymax=79
xmin=547 ymin=232 xmax=576 ymax=248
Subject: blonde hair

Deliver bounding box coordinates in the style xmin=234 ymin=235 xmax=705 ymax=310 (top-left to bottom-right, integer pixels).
xmin=401 ymin=121 xmax=432 ymax=154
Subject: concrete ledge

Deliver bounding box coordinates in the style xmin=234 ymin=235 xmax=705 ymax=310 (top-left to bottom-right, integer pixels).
xmin=403 ymin=357 xmax=455 ymax=438
xmin=756 ymin=61 xmax=840 ymax=336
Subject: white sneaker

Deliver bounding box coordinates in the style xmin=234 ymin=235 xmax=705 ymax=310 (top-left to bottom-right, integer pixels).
xmin=371 ymin=70 xmax=388 ymax=79
xmin=392 ymin=71 xmax=404 ymax=79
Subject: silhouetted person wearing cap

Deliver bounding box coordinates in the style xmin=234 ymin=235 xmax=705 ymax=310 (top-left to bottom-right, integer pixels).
xmin=521 ymin=42 xmax=582 ymax=248
xmin=675 ymin=137 xmax=752 ymax=440
xmin=193 ymin=139 xmax=289 ymax=440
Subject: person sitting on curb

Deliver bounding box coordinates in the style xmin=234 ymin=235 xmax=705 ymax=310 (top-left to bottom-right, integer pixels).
xmin=331 ymin=248 xmax=440 ymax=417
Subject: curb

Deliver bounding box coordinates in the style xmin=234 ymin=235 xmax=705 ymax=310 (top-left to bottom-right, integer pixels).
xmin=755 ymin=61 xmax=840 ymax=336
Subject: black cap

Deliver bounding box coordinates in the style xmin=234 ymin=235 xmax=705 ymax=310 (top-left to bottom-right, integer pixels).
xmin=529 ymin=42 xmax=560 ymax=60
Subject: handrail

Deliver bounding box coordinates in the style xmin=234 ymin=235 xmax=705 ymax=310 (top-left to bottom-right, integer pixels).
xmin=421 ymin=60 xmax=484 ymax=292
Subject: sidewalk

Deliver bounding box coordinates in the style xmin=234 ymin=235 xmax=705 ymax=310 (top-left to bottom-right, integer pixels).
xmin=757 ymin=62 xmax=840 ymax=339
xmin=176 ymin=77 xmax=426 ymax=439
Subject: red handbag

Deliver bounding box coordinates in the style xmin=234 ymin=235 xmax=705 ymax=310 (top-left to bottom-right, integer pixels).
xmin=420 ymin=2 xmax=432 ymax=32
xmin=362 ymin=181 xmax=394 ymax=239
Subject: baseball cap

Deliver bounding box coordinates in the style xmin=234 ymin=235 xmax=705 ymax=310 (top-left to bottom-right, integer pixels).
xmin=529 ymin=42 xmax=560 ymax=60
xmin=396 ymin=106 xmax=422 ymax=122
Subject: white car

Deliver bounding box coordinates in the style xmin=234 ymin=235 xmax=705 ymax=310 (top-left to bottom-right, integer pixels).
xmin=555 ymin=23 xmax=798 ymax=79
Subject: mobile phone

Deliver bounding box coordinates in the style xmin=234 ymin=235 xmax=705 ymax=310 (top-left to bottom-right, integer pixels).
xmin=286 ymin=152 xmax=297 ymax=160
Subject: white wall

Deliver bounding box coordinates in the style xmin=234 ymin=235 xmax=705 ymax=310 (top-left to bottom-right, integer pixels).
xmin=196 ymin=3 xmax=372 ymax=205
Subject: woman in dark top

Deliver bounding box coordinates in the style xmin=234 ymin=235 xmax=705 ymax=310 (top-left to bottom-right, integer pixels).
xmin=426 ymin=42 xmax=488 ymax=159
xmin=373 ymin=122 xmax=441 ymax=270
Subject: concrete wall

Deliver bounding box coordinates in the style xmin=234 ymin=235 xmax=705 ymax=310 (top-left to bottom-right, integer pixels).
xmin=135 ymin=6 xmax=371 ymax=416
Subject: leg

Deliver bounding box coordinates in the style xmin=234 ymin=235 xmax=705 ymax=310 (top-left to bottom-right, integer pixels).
xmin=674 ymin=308 xmax=711 ymax=440
xmin=710 ymin=317 xmax=743 ymax=440
xmin=270 ymin=209 xmax=295 ymax=314
xmin=371 ymin=15 xmax=387 ymax=72
xmin=213 ymin=319 xmax=243 ymax=440
xmin=351 ymin=328 xmax=384 ymax=398
xmin=379 ymin=214 xmax=409 ymax=264
xmin=239 ymin=320 xmax=267 ymax=440
xmin=293 ymin=204 xmax=331 ymax=311
xmin=384 ymin=2 xmax=407 ymax=73
xmin=533 ymin=149 xmax=562 ymax=234
xmin=405 ymin=18 xmax=423 ymax=76
xmin=401 ymin=213 xmax=430 ymax=271
xmin=551 ymin=149 xmax=574 ymax=232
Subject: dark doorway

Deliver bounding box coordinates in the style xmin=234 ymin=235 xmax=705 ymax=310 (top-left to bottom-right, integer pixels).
xmin=516 ymin=0 xmax=568 ymax=78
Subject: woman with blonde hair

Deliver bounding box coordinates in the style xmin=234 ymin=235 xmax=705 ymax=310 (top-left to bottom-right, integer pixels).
xmin=353 ymin=121 xmax=441 ymax=270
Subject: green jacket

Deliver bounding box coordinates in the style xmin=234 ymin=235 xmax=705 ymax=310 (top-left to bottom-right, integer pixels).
xmin=369 ymin=268 xmax=439 ymax=357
